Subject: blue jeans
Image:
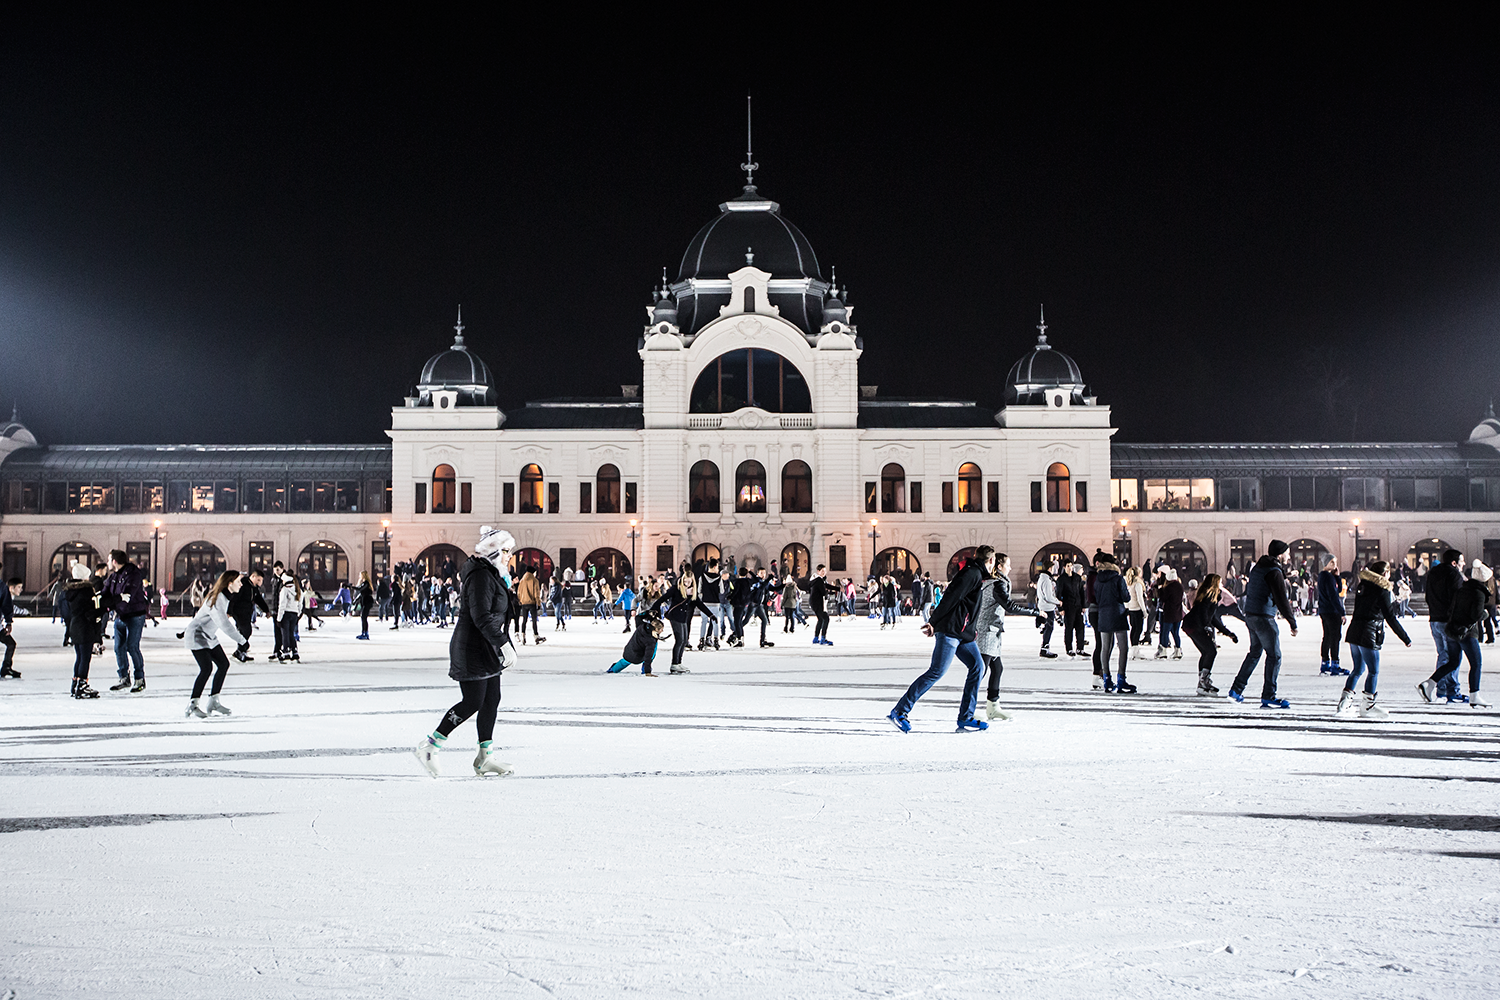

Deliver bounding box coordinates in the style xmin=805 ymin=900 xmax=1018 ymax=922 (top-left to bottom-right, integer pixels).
xmin=1231 ymin=614 xmax=1283 ymax=700
xmin=114 ymin=612 xmax=145 ymax=680
xmin=1432 ymin=632 xmax=1483 ymax=694
xmin=1345 ymin=643 xmax=1380 ymax=695
xmin=1429 ymin=622 xmax=1462 ymax=699
xmin=893 ymin=633 xmax=983 ymax=722
xmin=882 ymin=606 xmax=897 ymax=625
xmin=1159 ymin=619 xmax=1181 ymax=649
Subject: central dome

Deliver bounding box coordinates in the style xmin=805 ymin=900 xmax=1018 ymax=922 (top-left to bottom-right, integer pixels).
xmin=671 ymin=186 xmax=828 ymax=337
xmin=414 ymin=311 xmax=497 ymax=407
xmin=1004 ymin=313 xmax=1087 ymax=406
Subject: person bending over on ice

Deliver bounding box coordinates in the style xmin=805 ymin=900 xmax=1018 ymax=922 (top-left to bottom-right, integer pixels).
xmin=414 ymin=526 xmax=519 ymax=778
xmin=888 ymin=545 xmax=996 ymax=733
xmin=1182 ymin=574 xmax=1238 ymax=696
xmin=184 ymin=570 xmax=248 ymax=718
xmin=973 ymin=552 xmax=1045 ymax=720
xmin=608 ymin=610 xmax=666 ymax=674
xmin=1337 ymin=561 xmax=1411 ymax=719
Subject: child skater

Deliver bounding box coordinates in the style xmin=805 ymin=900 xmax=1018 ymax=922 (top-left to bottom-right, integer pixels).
xmin=607 ymin=609 xmax=666 ymax=675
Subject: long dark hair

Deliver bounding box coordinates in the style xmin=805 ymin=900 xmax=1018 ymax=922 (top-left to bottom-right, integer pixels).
xmin=203 ymin=570 xmax=241 ymax=609
xmin=1194 ymin=574 xmax=1222 ymax=607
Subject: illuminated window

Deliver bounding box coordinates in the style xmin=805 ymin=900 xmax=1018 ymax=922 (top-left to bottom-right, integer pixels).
xmin=1046 ymin=463 xmax=1070 ymax=512
xmin=519 ymin=464 xmax=544 ymax=514
xmin=957 ymin=463 xmax=982 ymax=513
xmin=736 ymin=461 xmax=766 ymax=513
xmin=431 ymin=465 xmax=456 ymax=514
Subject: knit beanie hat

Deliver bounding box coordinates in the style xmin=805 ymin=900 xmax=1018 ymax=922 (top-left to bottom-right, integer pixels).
xmin=1473 ymin=561 xmax=1494 ymax=584
xmin=475 ymin=526 xmax=515 ymax=563
xmin=1268 ymin=540 xmax=1289 ymax=558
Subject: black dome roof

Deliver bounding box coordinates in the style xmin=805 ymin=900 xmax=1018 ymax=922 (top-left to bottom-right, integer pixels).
xmin=416 ymin=313 xmax=497 ymax=406
xmin=1004 ymin=326 xmax=1086 ymax=406
xmin=678 ymin=186 xmax=821 ymax=281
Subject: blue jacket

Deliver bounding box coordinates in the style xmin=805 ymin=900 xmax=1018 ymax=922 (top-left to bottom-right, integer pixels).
xmin=1093 ymin=569 xmax=1131 ymax=632
xmin=1244 ymin=556 xmax=1296 ymax=622
xmin=1316 ymin=570 xmax=1343 ymax=616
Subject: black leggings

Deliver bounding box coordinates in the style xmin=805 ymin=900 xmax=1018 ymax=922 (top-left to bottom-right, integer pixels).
xmin=279 ymin=613 xmax=299 ymax=656
xmin=520 ymin=605 xmax=540 ymax=636
xmin=1128 ymin=610 xmax=1145 ymax=645
xmin=190 ymin=645 xmax=231 ymax=698
xmin=670 ymin=619 xmax=690 ymax=665
xmin=983 ymin=652 xmax=1004 ymax=701
xmin=437 ymin=676 xmax=502 ymax=743
xmin=1320 ymin=614 xmax=1342 ymax=663
xmin=73 ymin=640 xmax=93 ymax=680
xmin=814 ymin=609 xmax=830 ymax=640
xmin=1186 ymin=627 xmax=1217 ymax=675
xmin=360 ymin=609 xmax=369 ymax=634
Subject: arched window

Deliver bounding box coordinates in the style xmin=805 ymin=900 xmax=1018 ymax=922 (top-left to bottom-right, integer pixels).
xmin=1155 ymin=539 xmax=1208 ymax=585
xmin=173 ymin=541 xmax=226 ymax=592
xmin=1406 ymin=538 xmax=1454 ymax=592
xmin=49 ymin=541 xmax=100 ymax=583
xmin=871 ymin=547 xmax=921 ymax=589
xmin=519 ymin=464 xmax=544 ymax=514
xmin=1047 ymin=463 xmax=1071 ymax=512
xmin=957 ymin=463 xmax=982 ymax=513
xmin=881 ymin=463 xmax=906 ymax=513
xmin=689 ymin=461 xmax=720 ymax=513
xmin=418 ymin=543 xmax=467 ymax=580
xmin=596 ymin=464 xmax=621 ymax=514
xmin=508 ymin=547 xmax=555 ymax=583
xmin=946 ymin=547 xmax=978 ymax=580
xmin=736 ymin=461 xmax=766 ymax=513
xmin=782 ymin=460 xmax=812 ymax=513
xmin=298 ymin=540 xmax=348 ymax=593
xmin=1029 ymin=542 xmax=1088 ymax=583
xmin=431 ymin=464 xmax=456 ymax=514
xmin=1286 ymin=538 xmax=1331 ymax=576
xmin=744 ymin=287 xmax=755 ymax=312
xmin=692 ymin=543 xmax=722 ymax=568
xmin=780 ymin=543 xmax=811 ymax=581
xmin=689 ymin=349 xmax=812 ymax=414
xmin=583 ymin=547 xmax=632 ymax=587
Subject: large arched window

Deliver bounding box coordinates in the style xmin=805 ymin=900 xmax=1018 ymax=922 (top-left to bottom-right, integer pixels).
xmin=1287 ymin=538 xmax=1331 ymax=576
xmin=519 ymin=464 xmax=544 ymax=514
xmin=692 ymin=543 xmax=722 ymax=567
xmin=881 ymin=463 xmax=906 ymax=513
xmin=298 ymin=540 xmax=348 ymax=593
xmin=1156 ymin=539 xmax=1208 ymax=585
xmin=871 ymin=548 xmax=921 ymax=589
xmin=689 ymin=349 xmax=812 ymax=413
xmin=957 ymin=463 xmax=982 ymax=513
xmin=1047 ymin=463 xmax=1071 ymax=512
xmin=1030 ymin=542 xmax=1088 ymax=583
xmin=736 ymin=461 xmax=767 ymax=512
xmin=595 ymin=464 xmax=621 ymax=514
xmin=780 ymin=543 xmax=811 ymax=581
xmin=508 ymin=547 xmax=555 ymax=583
xmin=418 ymin=543 xmax=467 ymax=580
xmin=431 ymin=464 xmax=456 ymax=514
xmin=689 ymin=461 xmax=720 ymax=513
xmin=946 ymin=547 xmax=978 ymax=580
xmin=49 ymin=541 xmax=100 ymax=583
xmin=1406 ymin=538 xmax=1454 ymax=592
xmin=583 ymin=547 xmax=632 ymax=587
xmin=173 ymin=541 xmax=226 ymax=592
xmin=782 ymin=460 xmax=812 ymax=513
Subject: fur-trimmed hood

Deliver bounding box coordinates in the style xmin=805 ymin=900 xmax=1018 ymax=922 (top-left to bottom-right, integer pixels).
xmin=1358 ymin=568 xmax=1392 ymax=591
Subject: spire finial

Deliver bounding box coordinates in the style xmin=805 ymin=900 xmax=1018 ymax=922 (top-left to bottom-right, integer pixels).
xmin=746 ymin=246 xmax=754 ymax=265
xmin=453 ymin=305 xmax=465 ymax=347
xmin=739 ymin=92 xmax=758 ymax=187
xmin=1488 ymin=397 xmax=1497 ymax=420
xmin=1036 ymin=304 xmax=1048 ymax=346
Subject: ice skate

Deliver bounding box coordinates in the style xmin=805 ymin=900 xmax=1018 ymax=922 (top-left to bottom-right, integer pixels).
xmin=473 ymin=746 xmax=513 ymax=777
xmin=1359 ymin=692 xmax=1389 ymax=720
xmin=109 ymin=676 xmax=131 ymax=691
xmin=73 ymin=680 xmax=99 ymax=699
xmin=955 ymin=717 xmax=989 ymax=733
xmin=760 ymin=640 xmax=775 ymax=648
xmin=669 ymin=665 xmax=691 ymax=674
xmin=1197 ymin=671 xmax=1218 ymax=696
xmin=207 ymin=694 xmax=231 ymax=716
xmin=185 ymin=698 xmax=207 ymax=718
xmin=1416 ymin=679 xmax=1437 ymax=703
xmin=413 ymin=737 xmax=441 ymax=777
xmin=1039 ymin=647 xmax=1058 ymax=659
xmin=1091 ymin=675 xmax=1104 ymax=691
xmin=1261 ymin=697 xmax=1291 ymax=709
xmin=984 ymin=699 xmax=1013 ymax=721
xmin=1153 ymin=645 xmax=1169 ymax=659
xmin=1470 ymin=692 xmax=1492 ymax=708
xmin=1335 ymin=690 xmax=1357 ymax=716
xmin=0 ymin=666 xmax=19 ymax=678
xmin=1170 ymin=647 xmax=1183 ymax=660
xmin=887 ymin=709 xmax=910 ymax=733
xmin=1115 ymin=678 xmax=1137 ymax=695
xmin=1130 ymin=645 xmax=1140 ymax=660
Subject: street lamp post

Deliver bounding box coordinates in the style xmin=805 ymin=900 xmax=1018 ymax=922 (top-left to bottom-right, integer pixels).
xmin=627 ymin=519 xmax=640 ymax=590
xmin=380 ymin=519 xmax=391 ymax=577
xmin=152 ymin=519 xmax=162 ymax=596
xmin=1349 ymin=517 xmax=1362 ymax=572
xmin=868 ymin=518 xmax=879 ymax=578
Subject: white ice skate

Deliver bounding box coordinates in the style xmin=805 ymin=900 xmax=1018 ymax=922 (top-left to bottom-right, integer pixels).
xmin=414 ymin=739 xmax=441 ymax=778
xmin=1091 ymin=675 xmax=1104 ymax=691
xmin=1334 ymin=690 xmax=1357 ymax=717
xmin=1170 ymin=647 xmax=1183 ymax=659
xmin=1470 ymin=692 xmax=1492 ymax=708
xmin=473 ymin=747 xmax=514 ymax=777
xmin=1359 ymin=693 xmax=1389 ymax=721
xmin=984 ymin=699 xmax=1013 ymax=722
xmin=184 ymin=698 xmax=207 ymax=719
xmin=1153 ymin=646 xmax=1169 ymax=659
xmin=207 ymin=694 xmax=232 ymax=716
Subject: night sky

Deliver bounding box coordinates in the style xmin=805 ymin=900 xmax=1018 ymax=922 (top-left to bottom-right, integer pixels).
xmin=3 ymin=21 xmax=1498 ymax=448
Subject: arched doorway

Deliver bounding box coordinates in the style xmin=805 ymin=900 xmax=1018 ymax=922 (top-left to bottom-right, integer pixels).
xmin=780 ymin=543 xmax=811 ymax=581
xmin=1287 ymin=538 xmax=1331 ymax=577
xmin=1156 ymin=539 xmax=1209 ymax=585
xmin=417 ymin=543 xmax=466 ymax=580
xmin=508 ymin=547 xmax=554 ymax=583
xmin=582 ymin=547 xmax=632 ymax=587
xmin=1406 ymin=538 xmax=1454 ymax=593
xmin=1030 ymin=542 xmax=1087 ymax=583
xmin=781 ymin=460 xmax=812 ymax=513
xmin=871 ymin=547 xmax=921 ymax=589
xmin=692 ymin=542 xmax=721 ymax=569
xmin=49 ymin=541 xmax=100 ymax=584
xmin=298 ymin=540 xmax=348 ymax=593
xmin=173 ymin=541 xmax=226 ymax=592
xmin=946 ymin=547 xmax=978 ymax=580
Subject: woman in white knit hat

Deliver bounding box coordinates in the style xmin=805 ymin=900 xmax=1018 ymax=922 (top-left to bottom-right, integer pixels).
xmin=414 ymin=526 xmax=519 ymax=777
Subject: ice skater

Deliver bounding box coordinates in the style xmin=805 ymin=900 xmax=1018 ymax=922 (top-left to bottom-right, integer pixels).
xmin=809 ymin=564 xmax=833 ymax=646
xmin=888 ymin=545 xmax=995 ymax=733
xmin=64 ymin=563 xmax=103 ymax=699
xmin=1417 ymin=561 xmax=1492 ymax=708
xmin=607 ymin=609 xmax=665 ymax=675
xmin=414 ymin=527 xmax=519 ymax=778
xmin=974 ymin=552 xmax=1044 ymax=720
xmin=1182 ymin=574 xmax=1238 ymax=696
xmin=1092 ymin=553 xmax=1136 ymax=694
xmin=184 ymin=570 xmax=248 ymax=719
xmin=1336 ymin=561 xmax=1411 ymax=719
xmin=1227 ymin=540 xmax=1298 ymax=708
xmin=1 ymin=577 xmax=22 ymax=679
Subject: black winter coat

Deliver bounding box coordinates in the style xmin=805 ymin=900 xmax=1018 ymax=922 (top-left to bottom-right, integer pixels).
xmin=809 ymin=576 xmax=831 ymax=612
xmin=1425 ymin=562 xmax=1464 ymax=622
xmin=1093 ymin=569 xmax=1131 ymax=632
xmin=1056 ymin=572 xmax=1086 ymax=611
xmin=928 ymin=562 xmax=988 ymax=642
xmin=1344 ymin=571 xmax=1411 ymax=649
xmin=448 ymin=557 xmax=511 ymax=682
xmin=65 ymin=580 xmax=102 ymax=645
xmin=1184 ymin=597 xmax=1234 ymax=637
xmin=1445 ymin=579 xmax=1489 ymax=640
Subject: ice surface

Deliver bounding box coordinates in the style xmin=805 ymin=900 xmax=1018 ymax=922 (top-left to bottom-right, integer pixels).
xmin=1 ymin=612 xmax=1496 ymax=997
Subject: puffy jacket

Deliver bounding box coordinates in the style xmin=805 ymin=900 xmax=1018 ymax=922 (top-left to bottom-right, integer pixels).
xmin=1243 ymin=556 xmax=1297 ymax=623
xmin=1445 ymin=579 xmax=1489 ymax=640
xmin=65 ymin=580 xmax=103 ymax=645
xmin=1126 ymin=577 xmax=1145 ymax=613
xmin=104 ymin=561 xmax=149 ymax=617
xmin=1425 ymin=561 xmax=1464 ymax=623
xmin=1158 ymin=580 xmax=1185 ymax=624
xmin=184 ymin=594 xmax=246 ymax=651
xmin=1093 ymin=568 xmax=1131 ymax=633
xmin=1344 ymin=569 xmax=1411 ymax=649
xmin=973 ymin=574 xmax=1036 ymax=655
xmin=809 ymin=575 xmax=831 ymax=612
xmin=515 ymin=573 xmax=540 ymax=606
xmin=1035 ymin=572 xmax=1059 ymax=613
xmin=1184 ymin=594 xmax=1234 ymax=636
xmin=1055 ymin=572 xmax=1086 ymax=611
xmin=929 ymin=562 xmax=988 ymax=642
xmin=449 ymin=556 xmax=511 ymax=682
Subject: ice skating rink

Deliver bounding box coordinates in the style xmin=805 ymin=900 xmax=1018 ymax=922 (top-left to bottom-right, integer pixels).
xmin=1 ymin=611 xmax=1496 ymax=998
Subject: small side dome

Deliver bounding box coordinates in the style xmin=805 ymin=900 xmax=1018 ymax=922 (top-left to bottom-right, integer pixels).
xmin=0 ymin=406 xmax=37 ymax=447
xmin=1469 ymin=401 xmax=1500 ymax=450
xmin=1004 ymin=308 xmax=1087 ymax=406
xmin=652 ymin=291 xmax=678 ymax=328
xmin=416 ymin=309 xmax=497 ymax=407
xmin=821 ymin=289 xmax=848 ymax=327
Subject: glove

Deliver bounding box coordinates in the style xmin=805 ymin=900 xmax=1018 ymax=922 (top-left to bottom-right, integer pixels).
xmin=499 ymin=641 xmax=518 ymax=669
xmin=1230 ymin=633 xmax=1239 ymax=643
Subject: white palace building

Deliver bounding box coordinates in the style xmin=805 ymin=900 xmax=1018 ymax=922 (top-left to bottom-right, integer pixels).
xmin=4 ymin=180 xmax=1500 ymax=598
